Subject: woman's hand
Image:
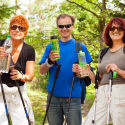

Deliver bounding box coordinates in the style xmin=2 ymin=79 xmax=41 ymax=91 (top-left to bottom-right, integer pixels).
xmin=105 ymin=63 xmax=119 ymax=72
xmin=10 ymin=69 xmax=23 ymax=80
xmin=49 ymin=50 xmax=60 ymax=62
xmin=0 ymin=47 xmax=6 ymax=57
xmin=87 ymin=64 xmax=91 ymax=73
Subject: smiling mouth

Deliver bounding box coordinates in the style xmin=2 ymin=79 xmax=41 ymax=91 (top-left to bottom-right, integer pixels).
xmin=14 ymin=34 xmax=20 ymax=36
xmin=113 ymin=34 xmax=120 ymax=35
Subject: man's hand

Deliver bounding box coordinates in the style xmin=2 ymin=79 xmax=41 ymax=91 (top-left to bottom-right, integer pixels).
xmin=49 ymin=50 xmax=60 ymax=62
xmin=72 ymin=64 xmax=82 ymax=78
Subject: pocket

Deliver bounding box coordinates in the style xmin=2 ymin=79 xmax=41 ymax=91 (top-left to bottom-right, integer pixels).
xmin=114 ymin=95 xmax=125 ymax=107
xmin=47 ymin=93 xmax=58 ymax=104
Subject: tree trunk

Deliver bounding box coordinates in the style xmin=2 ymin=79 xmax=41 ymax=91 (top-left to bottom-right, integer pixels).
xmin=99 ymin=0 xmax=106 ymax=49
xmin=26 ymin=0 xmax=33 ymax=19
xmin=99 ymin=19 xmax=105 ymax=49
xmin=15 ymin=0 xmax=20 ymax=15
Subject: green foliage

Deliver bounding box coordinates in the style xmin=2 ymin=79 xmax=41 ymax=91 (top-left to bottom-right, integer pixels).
xmin=86 ymin=83 xmax=95 ymax=94
xmin=0 ymin=1 xmax=16 ymax=34
xmin=25 ymin=35 xmax=50 ymax=91
xmin=0 ymin=4 xmax=16 ymax=20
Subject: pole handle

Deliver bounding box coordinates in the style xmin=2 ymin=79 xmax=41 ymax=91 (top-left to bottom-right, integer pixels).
xmin=109 ymin=70 xmax=113 ymax=79
xmin=54 ymin=64 xmax=61 ymax=79
xmin=95 ymin=68 xmax=99 ymax=89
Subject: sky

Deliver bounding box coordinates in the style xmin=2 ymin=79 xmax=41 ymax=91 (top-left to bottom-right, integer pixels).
xmin=10 ymin=0 xmax=63 ymax=8
xmin=8 ymin=0 xmax=64 ymax=15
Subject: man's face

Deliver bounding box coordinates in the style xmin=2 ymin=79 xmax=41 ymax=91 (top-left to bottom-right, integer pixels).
xmin=57 ymin=17 xmax=74 ymax=39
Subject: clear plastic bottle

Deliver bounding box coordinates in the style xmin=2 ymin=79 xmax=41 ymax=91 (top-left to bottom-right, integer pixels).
xmin=51 ymin=35 xmax=60 ymax=59
xmin=0 ymin=35 xmax=12 ymax=73
xmin=78 ymin=50 xmax=88 ymax=77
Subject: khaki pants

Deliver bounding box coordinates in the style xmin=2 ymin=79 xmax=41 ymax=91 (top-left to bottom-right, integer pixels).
xmin=82 ymin=84 xmax=125 ymax=125
xmin=0 ymin=83 xmax=35 ymax=125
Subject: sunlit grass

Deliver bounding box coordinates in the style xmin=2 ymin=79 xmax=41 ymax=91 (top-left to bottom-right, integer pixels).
xmin=27 ymin=83 xmax=48 ymax=125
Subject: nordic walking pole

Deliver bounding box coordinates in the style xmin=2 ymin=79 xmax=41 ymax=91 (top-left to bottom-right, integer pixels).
xmin=10 ymin=66 xmax=31 ymax=125
xmin=106 ymin=70 xmax=117 ymax=125
xmin=92 ymin=68 xmax=99 ymax=125
xmin=64 ymin=62 xmax=78 ymax=125
xmin=0 ymin=74 xmax=11 ymax=125
xmin=42 ymin=62 xmax=61 ymax=125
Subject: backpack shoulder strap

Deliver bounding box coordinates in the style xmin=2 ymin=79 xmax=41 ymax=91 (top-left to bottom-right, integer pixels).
xmin=49 ymin=46 xmax=52 ymax=53
xmin=100 ymin=45 xmax=125 ymax=61
xmin=123 ymin=45 xmax=125 ymax=54
xmin=100 ymin=47 xmax=109 ymax=60
xmin=75 ymin=41 xmax=81 ymax=63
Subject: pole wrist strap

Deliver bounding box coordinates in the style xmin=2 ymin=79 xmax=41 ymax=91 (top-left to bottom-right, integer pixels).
xmin=45 ymin=58 xmax=54 ymax=67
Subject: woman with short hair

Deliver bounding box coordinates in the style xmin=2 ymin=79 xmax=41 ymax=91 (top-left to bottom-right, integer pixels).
xmin=0 ymin=15 xmax=35 ymax=125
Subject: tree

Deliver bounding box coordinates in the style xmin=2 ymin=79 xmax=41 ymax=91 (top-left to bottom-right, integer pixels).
xmin=0 ymin=1 xmax=16 ymax=34
xmin=65 ymin=0 xmax=125 ymax=49
xmin=26 ymin=0 xmax=33 ymax=19
xmin=15 ymin=0 xmax=21 ymax=15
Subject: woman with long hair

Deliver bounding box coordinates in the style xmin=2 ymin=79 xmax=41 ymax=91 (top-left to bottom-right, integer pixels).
xmin=83 ymin=17 xmax=125 ymax=125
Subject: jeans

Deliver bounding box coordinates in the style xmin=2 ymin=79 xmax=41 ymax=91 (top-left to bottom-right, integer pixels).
xmin=47 ymin=93 xmax=81 ymax=125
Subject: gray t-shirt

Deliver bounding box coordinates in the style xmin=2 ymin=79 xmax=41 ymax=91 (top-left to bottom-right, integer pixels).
xmin=98 ymin=46 xmax=125 ymax=85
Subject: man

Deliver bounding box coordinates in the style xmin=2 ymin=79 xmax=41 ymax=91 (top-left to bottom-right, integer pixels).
xmin=39 ymin=13 xmax=93 ymax=125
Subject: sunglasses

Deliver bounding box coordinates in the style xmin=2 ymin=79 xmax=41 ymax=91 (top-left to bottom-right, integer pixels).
xmin=109 ymin=26 xmax=124 ymax=31
xmin=58 ymin=24 xmax=73 ymax=29
xmin=10 ymin=25 xmax=26 ymax=32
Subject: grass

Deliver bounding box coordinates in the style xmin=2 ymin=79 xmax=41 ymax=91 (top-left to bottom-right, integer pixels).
xmin=27 ymin=83 xmax=48 ymax=125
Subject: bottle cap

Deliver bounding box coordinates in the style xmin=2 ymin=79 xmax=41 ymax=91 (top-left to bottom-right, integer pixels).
xmin=79 ymin=50 xmax=82 ymax=53
xmin=51 ymin=35 xmax=58 ymax=40
xmin=7 ymin=35 xmax=11 ymax=38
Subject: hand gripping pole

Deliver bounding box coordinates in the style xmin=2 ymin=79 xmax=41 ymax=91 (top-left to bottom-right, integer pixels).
xmin=10 ymin=66 xmax=31 ymax=125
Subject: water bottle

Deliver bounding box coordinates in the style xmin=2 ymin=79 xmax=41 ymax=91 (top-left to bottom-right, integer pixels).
xmin=51 ymin=35 xmax=60 ymax=59
xmin=78 ymin=50 xmax=88 ymax=77
xmin=0 ymin=35 xmax=12 ymax=73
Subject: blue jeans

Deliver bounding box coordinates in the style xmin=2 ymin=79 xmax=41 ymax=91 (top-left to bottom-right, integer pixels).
xmin=47 ymin=93 xmax=81 ymax=125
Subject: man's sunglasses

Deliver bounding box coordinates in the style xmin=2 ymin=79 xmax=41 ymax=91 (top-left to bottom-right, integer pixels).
xmin=58 ymin=24 xmax=73 ymax=29
xmin=10 ymin=25 xmax=26 ymax=32
xmin=109 ymin=26 xmax=124 ymax=31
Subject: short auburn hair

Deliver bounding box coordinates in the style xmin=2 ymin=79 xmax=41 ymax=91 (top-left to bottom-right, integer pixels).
xmin=9 ymin=15 xmax=29 ymax=36
xmin=56 ymin=13 xmax=75 ymax=25
xmin=104 ymin=17 xmax=125 ymax=48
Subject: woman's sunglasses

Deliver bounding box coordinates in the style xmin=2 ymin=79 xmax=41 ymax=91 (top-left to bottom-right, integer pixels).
xmin=10 ymin=25 xmax=26 ymax=32
xmin=58 ymin=24 xmax=73 ymax=29
xmin=109 ymin=26 xmax=124 ymax=31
